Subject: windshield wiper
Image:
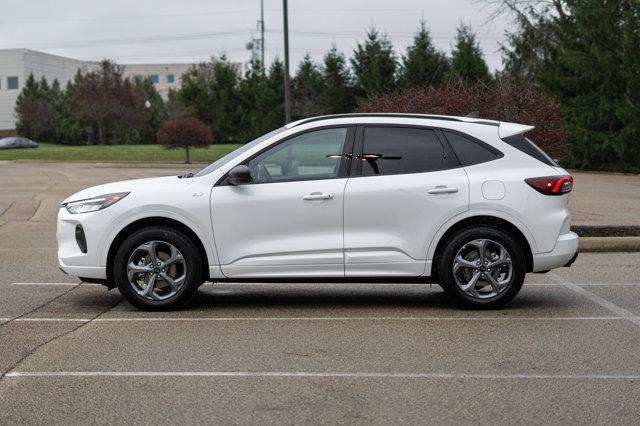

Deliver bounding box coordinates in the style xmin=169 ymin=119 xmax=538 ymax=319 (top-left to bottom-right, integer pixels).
xmin=178 ymin=172 xmax=194 ymax=179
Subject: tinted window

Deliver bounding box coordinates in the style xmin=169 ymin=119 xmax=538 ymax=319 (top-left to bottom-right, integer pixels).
xmin=360 ymin=127 xmax=455 ymax=176
xmin=444 ymin=131 xmax=501 ymax=166
xmin=248 ymin=128 xmax=348 ymax=183
xmin=501 ymin=134 xmax=557 ymax=166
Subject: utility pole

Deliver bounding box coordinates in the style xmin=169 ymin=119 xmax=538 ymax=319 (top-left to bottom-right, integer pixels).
xmin=260 ymin=0 xmax=265 ymax=68
xmin=282 ymin=0 xmax=291 ymax=124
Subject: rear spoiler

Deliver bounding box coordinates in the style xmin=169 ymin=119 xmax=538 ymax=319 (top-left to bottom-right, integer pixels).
xmin=499 ymin=122 xmax=535 ymax=139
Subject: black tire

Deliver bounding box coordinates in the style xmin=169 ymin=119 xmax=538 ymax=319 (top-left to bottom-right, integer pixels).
xmin=438 ymin=225 xmax=526 ymax=309
xmin=113 ymin=226 xmax=202 ymax=310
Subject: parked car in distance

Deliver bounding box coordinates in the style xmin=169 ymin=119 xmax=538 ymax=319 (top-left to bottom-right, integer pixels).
xmin=57 ymin=113 xmax=578 ymax=310
xmin=0 ymin=137 xmax=38 ymax=149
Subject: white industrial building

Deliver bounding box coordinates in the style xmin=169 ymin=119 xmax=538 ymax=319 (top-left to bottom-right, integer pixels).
xmin=0 ymin=49 xmax=214 ymax=134
xmin=121 ymin=63 xmax=194 ymax=100
xmin=0 ymin=49 xmax=96 ymax=134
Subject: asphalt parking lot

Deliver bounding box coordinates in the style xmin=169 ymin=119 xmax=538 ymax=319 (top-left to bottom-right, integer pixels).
xmin=1 ymin=162 xmax=640 ymax=424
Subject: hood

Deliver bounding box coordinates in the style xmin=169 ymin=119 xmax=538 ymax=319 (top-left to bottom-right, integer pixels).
xmin=61 ymin=175 xmax=187 ymax=204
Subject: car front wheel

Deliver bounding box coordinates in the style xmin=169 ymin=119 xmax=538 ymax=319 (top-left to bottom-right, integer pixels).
xmin=113 ymin=226 xmax=202 ymax=310
xmin=438 ymin=226 xmax=526 ymax=309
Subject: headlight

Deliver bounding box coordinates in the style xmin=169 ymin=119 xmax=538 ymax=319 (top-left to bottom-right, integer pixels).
xmin=62 ymin=192 xmax=129 ymax=214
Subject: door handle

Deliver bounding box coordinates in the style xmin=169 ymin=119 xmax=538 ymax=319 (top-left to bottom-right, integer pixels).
xmin=303 ymin=193 xmax=333 ymax=201
xmin=428 ymin=186 xmax=459 ymax=195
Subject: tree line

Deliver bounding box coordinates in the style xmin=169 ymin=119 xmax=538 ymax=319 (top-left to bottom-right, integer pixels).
xmin=15 ymin=5 xmax=640 ymax=172
xmin=16 ymin=21 xmax=491 ymax=146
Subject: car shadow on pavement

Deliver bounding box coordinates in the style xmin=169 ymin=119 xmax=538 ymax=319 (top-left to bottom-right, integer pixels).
xmin=167 ymin=284 xmax=570 ymax=312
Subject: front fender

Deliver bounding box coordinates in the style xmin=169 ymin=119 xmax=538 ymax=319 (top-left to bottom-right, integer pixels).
xmin=97 ymin=206 xmax=219 ymax=268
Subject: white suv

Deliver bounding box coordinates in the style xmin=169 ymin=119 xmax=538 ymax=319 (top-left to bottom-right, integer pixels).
xmin=57 ymin=114 xmax=579 ymax=310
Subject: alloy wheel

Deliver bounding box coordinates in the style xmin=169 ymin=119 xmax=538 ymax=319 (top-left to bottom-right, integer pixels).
xmin=126 ymin=240 xmax=186 ymax=301
xmin=452 ymin=238 xmax=513 ymax=299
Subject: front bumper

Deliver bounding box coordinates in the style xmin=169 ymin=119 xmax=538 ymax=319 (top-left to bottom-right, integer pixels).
xmin=532 ymin=231 xmax=579 ymax=272
xmin=57 ymin=207 xmax=111 ymax=280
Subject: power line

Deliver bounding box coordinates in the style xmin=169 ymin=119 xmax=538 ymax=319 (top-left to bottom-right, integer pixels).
xmin=0 ymin=29 xmax=250 ymax=49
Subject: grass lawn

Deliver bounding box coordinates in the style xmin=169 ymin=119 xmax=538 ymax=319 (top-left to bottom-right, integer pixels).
xmin=0 ymin=143 xmax=242 ymax=162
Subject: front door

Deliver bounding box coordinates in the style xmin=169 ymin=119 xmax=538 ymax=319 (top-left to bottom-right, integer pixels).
xmin=344 ymin=125 xmax=469 ymax=277
xmin=211 ymin=126 xmax=355 ymax=278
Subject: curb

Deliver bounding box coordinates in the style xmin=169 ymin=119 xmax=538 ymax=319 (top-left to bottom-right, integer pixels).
xmin=579 ymin=237 xmax=640 ymax=252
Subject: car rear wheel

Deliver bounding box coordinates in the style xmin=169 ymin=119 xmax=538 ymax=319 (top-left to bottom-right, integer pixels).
xmin=113 ymin=226 xmax=202 ymax=310
xmin=438 ymin=226 xmax=526 ymax=309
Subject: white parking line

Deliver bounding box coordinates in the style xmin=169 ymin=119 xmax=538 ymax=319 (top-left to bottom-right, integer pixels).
xmin=11 ymin=282 xmax=96 ymax=286
xmin=6 ymin=371 xmax=640 ymax=380
xmin=550 ymin=273 xmax=640 ymax=328
xmin=527 ymin=283 xmax=640 ymax=286
xmin=14 ymin=318 xmax=92 ymax=322
xmin=12 ymin=282 xmax=79 ymax=286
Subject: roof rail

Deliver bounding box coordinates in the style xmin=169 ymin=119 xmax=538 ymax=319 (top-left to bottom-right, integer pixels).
xmin=287 ymin=113 xmax=499 ymax=128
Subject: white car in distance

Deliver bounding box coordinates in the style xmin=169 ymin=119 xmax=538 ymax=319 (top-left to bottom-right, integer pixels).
xmin=57 ymin=114 xmax=578 ymax=310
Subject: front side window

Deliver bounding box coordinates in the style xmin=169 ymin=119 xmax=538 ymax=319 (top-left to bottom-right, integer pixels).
xmin=7 ymin=76 xmax=18 ymax=90
xmin=248 ymin=128 xmax=348 ymax=184
xmin=360 ymin=127 xmax=455 ymax=176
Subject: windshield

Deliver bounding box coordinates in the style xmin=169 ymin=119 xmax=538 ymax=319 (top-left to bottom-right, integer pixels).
xmin=195 ymin=126 xmax=287 ymax=177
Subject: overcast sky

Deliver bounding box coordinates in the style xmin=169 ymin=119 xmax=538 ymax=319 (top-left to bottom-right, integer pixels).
xmin=0 ymin=0 xmax=514 ymax=72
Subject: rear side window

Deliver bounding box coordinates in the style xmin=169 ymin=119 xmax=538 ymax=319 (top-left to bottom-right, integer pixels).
xmin=501 ymin=134 xmax=557 ymax=166
xmin=443 ymin=131 xmax=502 ymax=166
xmin=360 ymin=127 xmax=458 ymax=176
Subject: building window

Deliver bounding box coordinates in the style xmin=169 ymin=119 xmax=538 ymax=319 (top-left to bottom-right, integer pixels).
xmin=7 ymin=76 xmax=18 ymax=90
xmin=167 ymin=74 xmax=175 ymax=84
xmin=133 ymin=74 xmax=144 ymax=83
xmin=149 ymin=74 xmax=159 ymax=84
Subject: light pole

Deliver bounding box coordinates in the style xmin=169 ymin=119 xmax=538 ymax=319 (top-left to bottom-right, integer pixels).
xmin=260 ymin=0 xmax=265 ymax=68
xmin=282 ymin=0 xmax=291 ymax=124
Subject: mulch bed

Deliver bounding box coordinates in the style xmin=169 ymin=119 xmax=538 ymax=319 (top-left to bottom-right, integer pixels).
xmin=571 ymin=226 xmax=640 ymax=237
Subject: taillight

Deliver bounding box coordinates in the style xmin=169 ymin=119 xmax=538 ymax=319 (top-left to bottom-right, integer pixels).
xmin=525 ymin=175 xmax=573 ymax=195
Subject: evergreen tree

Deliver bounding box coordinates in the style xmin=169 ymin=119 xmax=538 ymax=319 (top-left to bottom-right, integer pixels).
xmin=398 ymin=21 xmax=450 ymax=88
xmin=238 ymin=59 xmax=285 ymax=142
xmin=180 ymin=55 xmax=242 ymax=143
xmin=537 ymin=1 xmax=640 ymax=171
xmin=14 ymin=74 xmax=62 ymax=142
xmin=54 ymin=73 xmax=85 ymax=144
xmin=134 ymin=77 xmax=165 ymax=144
xmin=498 ymin=0 xmax=640 ymax=171
xmin=165 ymin=88 xmax=193 ymax=120
xmin=291 ymin=54 xmax=326 ymax=120
xmin=450 ymin=23 xmax=491 ymax=83
xmin=351 ymin=28 xmax=398 ymax=100
xmin=15 ymin=74 xmax=42 ymax=140
xmin=322 ymin=46 xmax=356 ymax=113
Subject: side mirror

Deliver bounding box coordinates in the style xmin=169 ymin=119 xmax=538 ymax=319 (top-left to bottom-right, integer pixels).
xmin=228 ymin=165 xmax=252 ymax=185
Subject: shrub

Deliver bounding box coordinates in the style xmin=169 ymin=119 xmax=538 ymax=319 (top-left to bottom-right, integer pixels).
xmin=156 ymin=117 xmax=213 ymax=163
xmin=357 ymin=80 xmax=567 ymax=161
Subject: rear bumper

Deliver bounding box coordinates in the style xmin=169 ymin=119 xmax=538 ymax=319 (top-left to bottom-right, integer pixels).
xmin=532 ymin=232 xmax=579 ymax=272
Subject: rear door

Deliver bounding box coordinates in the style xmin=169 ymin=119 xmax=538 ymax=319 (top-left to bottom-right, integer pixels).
xmin=343 ymin=125 xmax=469 ymax=277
